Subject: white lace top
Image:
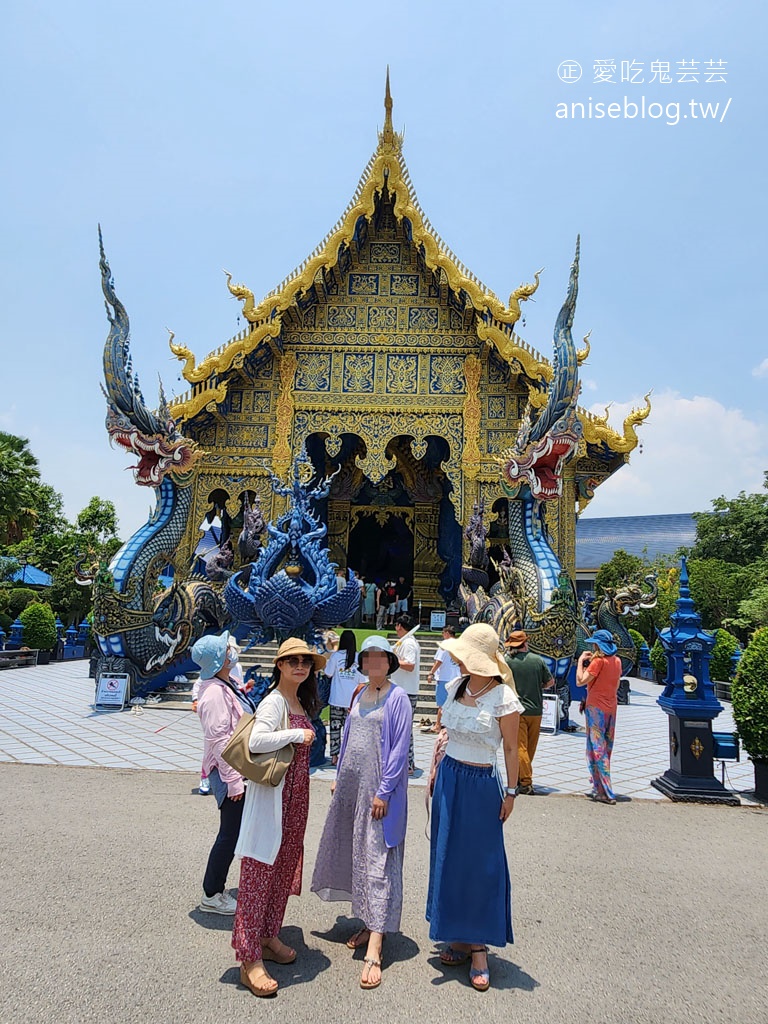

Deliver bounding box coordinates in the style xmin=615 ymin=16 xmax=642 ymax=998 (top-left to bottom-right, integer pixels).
xmin=441 ymin=677 xmax=524 ymax=765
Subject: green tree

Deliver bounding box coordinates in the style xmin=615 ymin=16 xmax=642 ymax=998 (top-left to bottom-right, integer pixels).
xmin=691 ymin=477 xmax=768 ymax=566
xmin=731 ymin=626 xmax=768 ymax=760
xmin=710 ymin=629 xmax=740 ymax=682
xmin=19 ymin=601 xmax=57 ymax=651
xmin=736 ymin=584 xmax=768 ymax=631
xmin=594 ymin=550 xmax=646 ymax=599
xmin=687 ymin=558 xmax=756 ymax=632
xmin=76 ymin=497 xmax=119 ymax=547
xmin=0 ymin=432 xmax=41 ymax=544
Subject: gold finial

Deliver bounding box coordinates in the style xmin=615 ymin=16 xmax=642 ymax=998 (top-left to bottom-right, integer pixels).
xmin=377 ymin=66 xmax=402 ymax=155
xmin=384 ymin=65 xmax=393 ymax=138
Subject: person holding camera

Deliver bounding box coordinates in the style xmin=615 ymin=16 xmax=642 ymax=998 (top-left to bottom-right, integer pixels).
xmin=576 ymin=630 xmax=622 ymax=805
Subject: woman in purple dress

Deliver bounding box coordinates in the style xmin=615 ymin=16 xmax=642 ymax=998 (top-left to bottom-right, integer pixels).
xmin=311 ymin=635 xmax=412 ymax=990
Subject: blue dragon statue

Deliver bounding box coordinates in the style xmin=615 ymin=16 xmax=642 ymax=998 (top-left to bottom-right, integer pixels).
xmin=224 ymin=453 xmax=361 ymax=644
xmin=471 ymin=239 xmax=584 ymax=684
xmin=92 ymin=231 xmax=227 ymax=694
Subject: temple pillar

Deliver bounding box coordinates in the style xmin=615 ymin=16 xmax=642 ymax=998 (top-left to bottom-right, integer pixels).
xmin=413 ymin=501 xmax=444 ymax=606
xmin=327 ymin=499 xmax=351 ymax=570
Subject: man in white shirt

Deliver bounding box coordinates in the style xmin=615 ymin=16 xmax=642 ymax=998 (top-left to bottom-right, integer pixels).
xmin=391 ymin=613 xmax=421 ymax=774
xmin=425 ymin=625 xmax=458 ymax=732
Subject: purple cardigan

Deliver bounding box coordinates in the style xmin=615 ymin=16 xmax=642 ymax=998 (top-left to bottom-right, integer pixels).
xmin=337 ymin=683 xmax=412 ymax=849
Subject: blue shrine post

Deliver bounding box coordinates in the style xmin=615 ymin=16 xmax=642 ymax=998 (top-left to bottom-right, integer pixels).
xmin=651 ymin=557 xmax=740 ymax=805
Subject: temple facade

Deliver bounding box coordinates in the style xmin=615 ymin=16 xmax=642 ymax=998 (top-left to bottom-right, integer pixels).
xmin=167 ymin=79 xmax=649 ymax=608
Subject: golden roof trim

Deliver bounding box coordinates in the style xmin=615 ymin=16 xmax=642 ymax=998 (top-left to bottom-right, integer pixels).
xmin=169 ymin=79 xmax=548 ymax=419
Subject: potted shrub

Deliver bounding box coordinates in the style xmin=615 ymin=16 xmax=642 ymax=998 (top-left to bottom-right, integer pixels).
xmin=710 ymin=628 xmax=740 ymax=699
xmin=649 ymin=639 xmax=667 ymax=684
xmin=19 ymin=601 xmax=57 ymax=664
xmin=628 ymin=628 xmax=646 ymax=675
xmin=731 ymin=626 xmax=768 ymax=802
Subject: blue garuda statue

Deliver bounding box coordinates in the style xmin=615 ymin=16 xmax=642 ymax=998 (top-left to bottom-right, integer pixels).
xmin=224 ymin=453 xmax=361 ymax=644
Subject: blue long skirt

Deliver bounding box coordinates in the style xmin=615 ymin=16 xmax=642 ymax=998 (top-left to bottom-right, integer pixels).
xmin=426 ymin=755 xmax=514 ymax=947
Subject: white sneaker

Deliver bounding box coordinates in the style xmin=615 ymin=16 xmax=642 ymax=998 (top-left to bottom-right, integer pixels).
xmin=198 ymin=777 xmax=210 ymax=795
xmin=199 ymin=891 xmax=237 ymax=915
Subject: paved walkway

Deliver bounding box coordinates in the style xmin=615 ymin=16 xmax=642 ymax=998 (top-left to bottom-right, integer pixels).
xmin=0 ymin=661 xmax=757 ymax=801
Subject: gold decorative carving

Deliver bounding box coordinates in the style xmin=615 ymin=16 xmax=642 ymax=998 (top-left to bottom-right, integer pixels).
xmin=581 ymin=392 xmax=652 ymax=454
xmin=691 ymin=736 xmax=704 ymax=760
xmin=462 ymin=354 xmax=482 ymax=481
xmin=350 ymin=506 xmax=415 ymax=531
xmin=576 ymin=330 xmax=591 ymax=366
xmin=272 ymin=353 xmax=297 ymax=475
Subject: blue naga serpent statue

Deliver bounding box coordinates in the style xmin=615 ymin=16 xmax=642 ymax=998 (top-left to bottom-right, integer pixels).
xmin=471 ymin=240 xmax=585 ymax=685
xmin=224 ymin=454 xmax=361 ymax=645
xmin=92 ymin=233 xmax=227 ymax=695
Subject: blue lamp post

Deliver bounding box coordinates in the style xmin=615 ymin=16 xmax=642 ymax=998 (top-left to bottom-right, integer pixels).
xmin=651 ymin=557 xmax=739 ymax=805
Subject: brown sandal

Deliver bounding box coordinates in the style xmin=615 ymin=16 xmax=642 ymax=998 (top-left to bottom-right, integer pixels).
xmin=346 ymin=927 xmax=371 ymax=950
xmin=262 ymin=938 xmax=297 ymax=964
xmin=240 ymin=963 xmax=278 ymax=998
xmin=360 ymin=957 xmax=382 ymax=989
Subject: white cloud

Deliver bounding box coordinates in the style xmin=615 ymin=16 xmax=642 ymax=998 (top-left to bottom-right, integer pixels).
xmin=582 ymin=389 xmax=768 ymax=517
xmin=752 ymin=358 xmax=768 ymax=378
xmin=581 ymin=378 xmax=598 ymax=392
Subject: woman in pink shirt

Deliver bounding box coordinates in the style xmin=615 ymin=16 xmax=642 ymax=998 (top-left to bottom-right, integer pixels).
xmin=193 ymin=632 xmax=247 ymax=915
xmin=576 ymin=630 xmax=622 ymax=804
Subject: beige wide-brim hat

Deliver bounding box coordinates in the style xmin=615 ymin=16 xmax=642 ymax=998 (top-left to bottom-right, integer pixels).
xmin=440 ymin=623 xmax=515 ymax=689
xmin=274 ymin=637 xmax=327 ymax=672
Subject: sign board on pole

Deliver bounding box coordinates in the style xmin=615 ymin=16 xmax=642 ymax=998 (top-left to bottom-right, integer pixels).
xmin=430 ymin=610 xmax=447 ymax=630
xmin=95 ymin=673 xmax=129 ymax=710
xmin=540 ymin=692 xmax=560 ymax=734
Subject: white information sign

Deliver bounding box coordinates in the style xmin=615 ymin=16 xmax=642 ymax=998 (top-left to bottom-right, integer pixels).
xmin=430 ymin=610 xmax=447 ymax=630
xmin=95 ymin=672 xmax=129 ymax=710
xmin=540 ymin=692 xmax=560 ymax=734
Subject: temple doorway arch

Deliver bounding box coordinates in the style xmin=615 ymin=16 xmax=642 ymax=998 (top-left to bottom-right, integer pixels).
xmin=346 ymin=508 xmax=414 ymax=584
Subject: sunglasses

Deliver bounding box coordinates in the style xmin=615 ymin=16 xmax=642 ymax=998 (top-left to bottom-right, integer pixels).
xmin=281 ymin=655 xmax=314 ymax=668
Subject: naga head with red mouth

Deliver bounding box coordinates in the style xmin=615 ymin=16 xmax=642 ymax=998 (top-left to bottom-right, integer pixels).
xmin=106 ymin=405 xmax=199 ymax=487
xmin=499 ymin=421 xmax=580 ymax=501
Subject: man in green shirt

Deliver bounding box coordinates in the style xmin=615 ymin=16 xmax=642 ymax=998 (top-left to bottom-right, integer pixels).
xmin=504 ymin=630 xmax=554 ymax=795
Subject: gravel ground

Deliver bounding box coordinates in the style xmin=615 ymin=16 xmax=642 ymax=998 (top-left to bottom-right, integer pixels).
xmin=1 ymin=762 xmax=766 ymax=1024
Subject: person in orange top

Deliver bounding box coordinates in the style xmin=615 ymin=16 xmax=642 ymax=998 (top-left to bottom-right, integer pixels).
xmin=576 ymin=630 xmax=622 ymax=804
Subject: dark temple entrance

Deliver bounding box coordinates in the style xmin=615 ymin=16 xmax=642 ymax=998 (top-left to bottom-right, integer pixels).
xmin=346 ymin=509 xmax=414 ymax=585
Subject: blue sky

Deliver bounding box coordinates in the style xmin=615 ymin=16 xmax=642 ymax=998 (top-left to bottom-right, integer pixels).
xmin=1 ymin=0 xmax=765 ymax=539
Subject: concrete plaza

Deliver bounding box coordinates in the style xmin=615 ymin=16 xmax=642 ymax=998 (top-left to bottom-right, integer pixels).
xmin=0 ymin=661 xmax=758 ymax=801
xmin=0 ymin=662 xmax=766 ymax=1024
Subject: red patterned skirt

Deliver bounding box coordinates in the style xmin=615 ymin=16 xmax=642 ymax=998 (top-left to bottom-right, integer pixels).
xmin=232 ymin=714 xmax=312 ymax=963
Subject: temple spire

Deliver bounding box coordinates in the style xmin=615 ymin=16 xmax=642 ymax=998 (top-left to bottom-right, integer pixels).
xmin=377 ymin=66 xmax=402 ymax=155
xmin=383 ymin=66 xmax=393 ymax=139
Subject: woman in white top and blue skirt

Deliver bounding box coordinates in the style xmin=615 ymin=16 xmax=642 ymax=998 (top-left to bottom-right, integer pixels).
xmin=426 ymin=622 xmax=523 ymax=992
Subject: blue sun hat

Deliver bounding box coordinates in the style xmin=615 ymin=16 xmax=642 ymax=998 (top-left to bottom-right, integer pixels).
xmin=359 ymin=634 xmax=400 ymax=675
xmin=191 ymin=631 xmax=231 ymax=678
xmin=589 ymin=629 xmax=618 ymax=656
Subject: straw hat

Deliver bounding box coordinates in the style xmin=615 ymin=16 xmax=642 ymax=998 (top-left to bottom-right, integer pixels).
xmin=191 ymin=630 xmax=231 ymax=678
xmin=440 ymin=623 xmax=514 ymax=688
xmin=274 ymin=637 xmax=327 ymax=671
xmin=359 ymin=634 xmax=400 ymax=675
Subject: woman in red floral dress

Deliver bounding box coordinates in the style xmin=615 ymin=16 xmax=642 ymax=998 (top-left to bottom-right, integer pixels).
xmin=232 ymin=638 xmax=325 ymax=998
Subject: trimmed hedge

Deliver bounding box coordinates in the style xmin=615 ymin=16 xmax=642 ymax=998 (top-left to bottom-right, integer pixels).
xmin=732 ymin=626 xmax=768 ymax=760
xmin=19 ymin=601 xmax=57 ymax=651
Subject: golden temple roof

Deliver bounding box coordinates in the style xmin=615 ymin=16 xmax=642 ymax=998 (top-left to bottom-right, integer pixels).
xmin=167 ymin=74 xmax=649 ymax=458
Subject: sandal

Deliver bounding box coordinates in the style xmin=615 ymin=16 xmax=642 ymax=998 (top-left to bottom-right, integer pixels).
xmin=469 ymin=946 xmax=490 ymax=991
xmin=262 ymin=938 xmax=297 ymax=964
xmin=360 ymin=957 xmax=382 ymax=990
xmin=240 ymin=963 xmax=278 ymax=998
xmin=346 ymin=927 xmax=371 ymax=950
xmin=439 ymin=945 xmax=470 ymax=965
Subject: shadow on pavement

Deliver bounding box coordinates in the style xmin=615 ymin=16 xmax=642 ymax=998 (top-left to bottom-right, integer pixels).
xmin=426 ymin=950 xmax=539 ymax=991
xmin=219 ymin=927 xmax=332 ymax=990
xmin=312 ymin=915 xmax=421 ymax=963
